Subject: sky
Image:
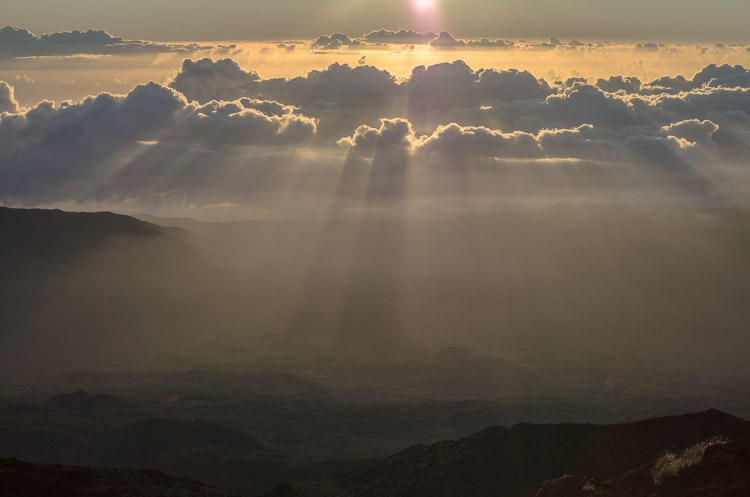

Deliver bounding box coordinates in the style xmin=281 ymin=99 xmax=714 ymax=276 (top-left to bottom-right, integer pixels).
xmin=2 ymin=0 xmax=750 ymax=42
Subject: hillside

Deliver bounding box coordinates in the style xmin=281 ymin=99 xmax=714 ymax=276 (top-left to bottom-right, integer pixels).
xmin=0 ymin=457 xmax=241 ymax=497
xmin=270 ymin=410 xmax=750 ymax=497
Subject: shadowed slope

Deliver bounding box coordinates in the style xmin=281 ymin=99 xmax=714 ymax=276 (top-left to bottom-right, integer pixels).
xmin=272 ymin=410 xmax=750 ymax=497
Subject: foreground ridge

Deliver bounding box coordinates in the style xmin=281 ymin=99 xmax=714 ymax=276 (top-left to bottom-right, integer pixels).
xmin=0 ymin=457 xmax=241 ymax=497
xmin=269 ymin=410 xmax=750 ymax=497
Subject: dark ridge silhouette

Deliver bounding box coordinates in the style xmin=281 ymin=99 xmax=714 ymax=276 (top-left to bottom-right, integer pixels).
xmin=0 ymin=457 xmax=241 ymax=497
xmin=45 ymin=391 xmax=137 ymax=411
xmin=270 ymin=410 xmax=750 ymax=497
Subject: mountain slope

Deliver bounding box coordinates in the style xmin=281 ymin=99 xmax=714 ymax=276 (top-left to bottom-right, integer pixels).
xmin=271 ymin=410 xmax=750 ymax=497
xmin=0 ymin=457 xmax=240 ymax=497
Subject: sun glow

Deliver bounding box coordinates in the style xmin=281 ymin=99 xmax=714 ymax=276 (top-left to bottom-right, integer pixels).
xmin=413 ymin=0 xmax=436 ymax=12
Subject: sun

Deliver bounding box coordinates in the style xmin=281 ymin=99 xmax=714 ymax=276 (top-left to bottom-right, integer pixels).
xmin=413 ymin=0 xmax=437 ymax=12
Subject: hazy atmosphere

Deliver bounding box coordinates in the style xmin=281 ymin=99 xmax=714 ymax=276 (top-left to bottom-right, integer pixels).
xmin=2 ymin=1 xmax=750 ymax=496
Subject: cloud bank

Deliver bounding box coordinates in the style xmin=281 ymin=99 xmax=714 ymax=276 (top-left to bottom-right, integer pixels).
xmin=0 ymin=26 xmax=214 ymax=58
xmin=1 ymin=58 xmax=750 ymax=209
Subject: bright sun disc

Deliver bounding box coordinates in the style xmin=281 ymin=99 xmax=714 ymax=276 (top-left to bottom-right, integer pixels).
xmin=413 ymin=0 xmax=436 ymax=12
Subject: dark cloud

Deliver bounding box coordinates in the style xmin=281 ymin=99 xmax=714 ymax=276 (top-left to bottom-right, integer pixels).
xmin=0 ymin=26 xmax=211 ymax=58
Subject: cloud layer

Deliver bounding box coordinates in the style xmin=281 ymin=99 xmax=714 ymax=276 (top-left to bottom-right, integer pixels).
xmin=2 ymin=57 xmax=750 ymax=209
xmin=0 ymin=26 xmax=214 ymax=58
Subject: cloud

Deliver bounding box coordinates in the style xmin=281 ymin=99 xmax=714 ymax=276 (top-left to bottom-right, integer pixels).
xmin=0 ymin=26 xmax=211 ymax=58
xmin=0 ymin=81 xmax=19 ymax=113
xmin=169 ymin=58 xmax=261 ymax=103
xmin=312 ymin=33 xmax=363 ymax=50
xmin=13 ymin=74 xmax=35 ymax=84
xmin=661 ymin=119 xmax=719 ymax=145
xmin=596 ymin=76 xmax=642 ymax=94
xmin=338 ymin=118 xmax=414 ymax=155
xmin=604 ymin=64 xmax=750 ymax=95
xmin=415 ymin=123 xmax=543 ymax=159
xmin=0 ymin=82 xmax=316 ymax=204
xmin=406 ymin=61 xmax=552 ymax=111
xmin=170 ymin=58 xmax=551 ymax=118
xmin=429 ymin=32 xmax=514 ymax=49
xmin=167 ymin=57 xmax=750 ymax=155
xmin=635 ymin=42 xmax=660 ymax=53
xmin=338 ymin=118 xmax=713 ymax=170
xmin=4 ymin=57 xmax=750 ymax=209
xmin=364 ymin=29 xmax=437 ymax=44
xmin=170 ymin=59 xmax=401 ymax=111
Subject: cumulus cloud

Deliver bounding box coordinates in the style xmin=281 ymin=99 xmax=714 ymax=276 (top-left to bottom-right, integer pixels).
xmin=338 ymin=118 xmax=414 ymax=155
xmin=0 ymin=81 xmax=19 ymax=113
xmin=0 ymin=82 xmax=316 ymax=204
xmin=596 ymin=76 xmax=642 ymax=94
xmin=169 ymin=58 xmax=261 ymax=103
xmin=407 ymin=61 xmax=551 ymax=110
xmin=0 ymin=25 xmax=211 ymax=58
xmin=170 ymin=59 xmax=401 ymax=119
xmin=166 ymin=57 xmax=750 ymax=157
xmin=169 ymin=57 xmax=551 ymax=115
xmin=338 ymin=118 xmax=712 ymax=168
xmin=602 ymin=64 xmax=750 ymax=96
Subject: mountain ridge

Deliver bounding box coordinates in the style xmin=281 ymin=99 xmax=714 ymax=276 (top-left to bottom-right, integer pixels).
xmin=269 ymin=409 xmax=750 ymax=497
